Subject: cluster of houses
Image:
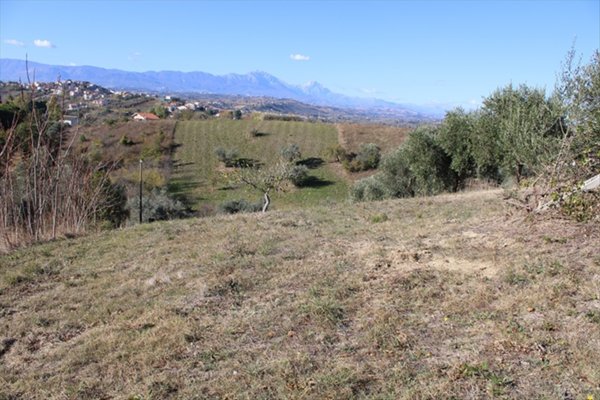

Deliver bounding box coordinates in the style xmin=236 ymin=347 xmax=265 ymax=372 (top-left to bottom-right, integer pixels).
xmin=162 ymin=95 xmax=221 ymax=114
xmin=2 ymin=80 xmax=156 ymax=126
xmin=2 ymin=80 xmax=146 ymax=114
xmin=131 ymin=96 xmax=225 ymax=121
xmin=1 ymin=80 xmax=257 ymax=124
xmin=32 ymin=80 xmax=114 ymax=112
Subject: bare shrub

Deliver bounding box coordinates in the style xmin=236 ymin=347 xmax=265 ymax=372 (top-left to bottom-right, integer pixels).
xmin=0 ymin=65 xmax=127 ymax=251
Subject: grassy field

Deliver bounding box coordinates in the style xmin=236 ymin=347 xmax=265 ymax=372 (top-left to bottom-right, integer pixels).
xmin=1 ymin=189 xmax=599 ymax=399
xmin=171 ymin=119 xmax=348 ymax=211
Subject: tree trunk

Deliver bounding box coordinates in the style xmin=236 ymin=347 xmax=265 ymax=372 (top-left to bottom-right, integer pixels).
xmin=261 ymin=192 xmax=270 ymax=213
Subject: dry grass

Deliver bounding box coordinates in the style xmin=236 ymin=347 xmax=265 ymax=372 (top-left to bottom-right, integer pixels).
xmin=77 ymin=120 xmax=177 ymax=195
xmin=337 ymin=123 xmax=411 ymax=154
xmin=1 ymin=189 xmax=599 ymax=399
xmin=77 ymin=120 xmax=176 ymax=167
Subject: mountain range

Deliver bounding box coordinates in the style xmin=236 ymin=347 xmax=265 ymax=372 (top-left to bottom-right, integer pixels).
xmin=0 ymin=58 xmax=440 ymax=119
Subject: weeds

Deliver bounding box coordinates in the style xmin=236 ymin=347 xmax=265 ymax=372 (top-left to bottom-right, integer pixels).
xmin=303 ymin=286 xmax=346 ymax=326
xmin=586 ymin=311 xmax=600 ymax=324
xmin=371 ymin=213 xmax=389 ymax=223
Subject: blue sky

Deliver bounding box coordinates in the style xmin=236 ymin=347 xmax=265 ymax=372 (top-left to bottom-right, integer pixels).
xmin=1 ymin=0 xmax=598 ymax=109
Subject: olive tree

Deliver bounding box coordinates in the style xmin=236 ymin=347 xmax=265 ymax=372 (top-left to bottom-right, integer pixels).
xmin=552 ymin=49 xmax=600 ymax=185
xmin=437 ymin=108 xmax=478 ymax=184
xmin=280 ymin=143 xmax=302 ymax=162
xmin=479 ymin=84 xmax=562 ymax=183
xmin=235 ymin=157 xmax=293 ymax=212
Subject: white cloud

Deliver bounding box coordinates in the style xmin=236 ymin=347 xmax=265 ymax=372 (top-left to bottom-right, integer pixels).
xmin=290 ymin=53 xmax=310 ymax=61
xmin=33 ymin=39 xmax=56 ymax=48
xmin=4 ymin=39 xmax=25 ymax=47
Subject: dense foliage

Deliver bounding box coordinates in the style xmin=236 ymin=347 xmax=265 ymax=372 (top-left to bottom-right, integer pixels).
xmin=352 ymin=50 xmax=599 ymax=213
xmin=341 ymin=143 xmax=382 ymax=172
xmin=127 ymin=188 xmax=189 ymax=223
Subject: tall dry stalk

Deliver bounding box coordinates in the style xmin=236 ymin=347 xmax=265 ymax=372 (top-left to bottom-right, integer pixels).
xmin=0 ymin=63 xmax=122 ymax=252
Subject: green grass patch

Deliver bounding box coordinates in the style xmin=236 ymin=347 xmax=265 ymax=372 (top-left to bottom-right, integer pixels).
xmin=171 ymin=119 xmax=348 ymax=210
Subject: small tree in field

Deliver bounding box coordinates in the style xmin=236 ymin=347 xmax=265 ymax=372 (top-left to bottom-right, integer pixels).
xmin=215 ymin=147 xmax=239 ymax=167
xmin=235 ymin=158 xmax=293 ymax=212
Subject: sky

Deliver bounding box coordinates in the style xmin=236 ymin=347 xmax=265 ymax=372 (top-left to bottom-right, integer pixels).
xmin=0 ymin=0 xmax=598 ymax=109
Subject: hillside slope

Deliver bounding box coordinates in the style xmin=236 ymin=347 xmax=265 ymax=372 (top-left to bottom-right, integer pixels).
xmin=1 ymin=190 xmax=599 ymax=399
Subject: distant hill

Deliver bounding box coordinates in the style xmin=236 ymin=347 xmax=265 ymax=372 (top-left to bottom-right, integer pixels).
xmin=0 ymin=58 xmax=439 ymax=119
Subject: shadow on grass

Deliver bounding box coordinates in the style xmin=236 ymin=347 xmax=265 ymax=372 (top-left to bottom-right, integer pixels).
xmin=167 ymin=179 xmax=205 ymax=206
xmin=234 ymin=158 xmax=263 ymax=168
xmin=172 ymin=160 xmax=194 ymax=169
xmin=218 ymin=184 xmax=239 ymax=191
xmin=297 ymin=157 xmax=325 ymax=169
xmin=298 ymin=176 xmax=335 ymax=188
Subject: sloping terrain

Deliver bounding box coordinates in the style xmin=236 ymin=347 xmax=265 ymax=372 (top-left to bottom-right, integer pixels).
xmin=171 ymin=119 xmax=349 ymax=210
xmin=1 ymin=190 xmax=599 ymax=399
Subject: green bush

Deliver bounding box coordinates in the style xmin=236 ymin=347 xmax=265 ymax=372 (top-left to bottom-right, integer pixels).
xmin=288 ymin=165 xmax=310 ymax=187
xmin=324 ymin=144 xmax=348 ymax=163
xmin=376 ymin=147 xmax=416 ymax=198
xmin=127 ymin=188 xmax=189 ymax=224
xmin=342 ymin=143 xmax=381 ymax=172
xmin=482 ymin=84 xmax=562 ymax=183
xmin=280 ymin=144 xmax=302 ymax=162
xmin=350 ymin=129 xmax=456 ymax=201
xmin=400 ymin=127 xmax=457 ymax=195
xmin=341 ymin=158 xmax=361 ymax=172
xmin=350 ymin=176 xmax=388 ymax=202
xmin=355 ymin=143 xmax=381 ymax=170
xmin=437 ymin=108 xmax=477 ymax=183
xmin=150 ymin=106 xmax=168 ymax=119
xmin=214 ymin=147 xmax=239 ymax=167
xmin=140 ymin=142 xmax=162 ymax=160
